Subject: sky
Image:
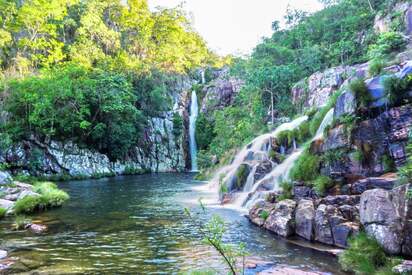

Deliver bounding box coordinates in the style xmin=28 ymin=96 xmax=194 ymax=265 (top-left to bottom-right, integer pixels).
xmin=148 ymin=0 xmax=324 ymax=56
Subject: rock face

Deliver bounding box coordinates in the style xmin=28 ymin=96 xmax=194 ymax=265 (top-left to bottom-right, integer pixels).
xmin=360 ymin=184 xmax=412 ymax=255
xmin=264 ymin=200 xmax=296 ymax=237
xmin=295 ymin=199 xmax=315 ymax=241
xmin=334 ymin=90 xmax=355 ymax=119
xmin=200 ymin=67 xmax=244 ymax=114
xmin=0 ymin=171 xmax=12 ymax=185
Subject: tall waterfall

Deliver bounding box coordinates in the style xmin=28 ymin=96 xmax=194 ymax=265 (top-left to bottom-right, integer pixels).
xmin=189 ymin=91 xmax=199 ymax=171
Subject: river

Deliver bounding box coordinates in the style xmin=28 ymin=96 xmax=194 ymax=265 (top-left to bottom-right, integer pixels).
xmin=0 ymin=174 xmax=345 ymax=274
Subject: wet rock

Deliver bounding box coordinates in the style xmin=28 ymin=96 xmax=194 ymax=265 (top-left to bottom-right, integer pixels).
xmin=0 ymin=250 xmax=7 ymax=260
xmin=392 ymin=260 xmax=412 ymax=274
xmin=17 ymin=190 xmax=40 ymax=200
xmin=248 ymin=201 xmax=275 ymax=227
xmin=350 ymin=177 xmax=397 ymax=195
xmin=258 ymin=267 xmax=323 ymax=275
xmin=334 ymin=90 xmax=355 ymax=119
xmin=322 ymin=125 xmax=350 ymax=151
xmin=0 ymin=171 xmax=12 ymax=185
xmin=226 ymin=163 xmax=251 ymax=192
xmin=264 ymin=200 xmax=297 ymax=237
xmin=254 ymin=160 xmax=273 ymax=182
xmin=295 ymin=199 xmax=315 ymax=241
xmin=314 ymin=204 xmax=336 ymax=245
xmin=27 ymin=223 xmax=47 ymax=234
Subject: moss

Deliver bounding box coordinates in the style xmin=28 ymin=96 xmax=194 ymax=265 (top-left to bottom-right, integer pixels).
xmin=0 ymin=207 xmax=6 ymax=219
xmin=312 ymin=176 xmax=333 ymax=196
xmin=322 ymin=149 xmax=346 ymax=166
xmin=14 ymin=196 xmax=42 ymax=214
xmin=349 ymin=78 xmax=373 ymax=110
xmin=339 ymin=232 xmax=399 ymax=275
xmin=235 ymin=164 xmax=249 ymax=189
xmin=290 ymin=149 xmax=320 ymax=182
xmin=277 ymin=130 xmax=294 ymax=147
xmin=296 ymin=120 xmax=311 ymax=143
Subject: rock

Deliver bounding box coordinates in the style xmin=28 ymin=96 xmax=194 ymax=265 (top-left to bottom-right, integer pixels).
xmin=317 ymin=195 xmax=360 ymax=207
xmin=258 ymin=267 xmax=322 ymax=275
xmin=14 ymin=182 xmax=33 ymax=190
xmin=264 ymin=200 xmax=297 ymax=237
xmin=17 ymin=190 xmax=40 ymax=200
xmin=339 ymin=204 xmax=359 ymax=221
xmin=314 ymin=204 xmax=336 ymax=245
xmin=0 ymin=250 xmax=7 ymax=260
xmin=295 ymin=199 xmax=315 ymax=241
xmin=334 ymin=90 xmax=355 ymax=119
xmin=27 ymin=223 xmax=47 ymax=234
xmin=360 ymin=188 xmax=405 ymax=254
xmin=226 ymin=163 xmax=251 ymax=192
xmin=293 ymin=185 xmax=315 ymax=200
xmin=332 ymin=222 xmax=359 ymax=248
xmin=0 ymin=199 xmax=14 ymax=210
xmin=392 ymin=260 xmax=412 ymax=274
xmin=322 ymin=125 xmax=350 ymax=151
xmin=254 ymin=160 xmax=273 ymax=182
xmin=0 ymin=171 xmax=12 ymax=185
xmin=350 ymin=177 xmax=397 ymax=194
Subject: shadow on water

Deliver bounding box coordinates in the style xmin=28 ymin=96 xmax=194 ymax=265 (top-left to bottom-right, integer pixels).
xmin=0 ymin=173 xmax=347 ymax=274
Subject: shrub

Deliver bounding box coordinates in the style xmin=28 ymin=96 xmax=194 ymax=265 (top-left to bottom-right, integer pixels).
xmin=196 ymin=114 xmax=216 ymax=151
xmin=382 ymin=154 xmax=396 ymax=173
xmin=368 ymin=31 xmax=407 ymax=59
xmin=172 ymin=113 xmax=184 ymax=138
xmin=296 ymin=120 xmax=311 ymax=143
xmin=0 ymin=207 xmax=6 ymax=219
xmin=290 ymin=150 xmax=320 ymax=182
xmin=339 ymin=232 xmax=396 ymax=275
xmin=14 ymin=196 xmax=43 ymax=214
xmin=278 ymin=180 xmax=293 ymax=201
xmin=312 ymin=176 xmax=333 ymax=196
xmin=368 ymin=59 xmax=386 ymax=77
xmin=259 ymin=210 xmax=270 ymax=220
xmin=383 ymin=75 xmax=412 ymax=106
xmin=349 ymin=78 xmax=373 ymax=110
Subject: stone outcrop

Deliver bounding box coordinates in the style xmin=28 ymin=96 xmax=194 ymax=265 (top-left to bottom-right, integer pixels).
xmin=264 ymin=199 xmax=297 ymax=237
xmin=360 ymin=184 xmax=412 ymax=255
xmin=295 ymin=199 xmax=315 ymax=241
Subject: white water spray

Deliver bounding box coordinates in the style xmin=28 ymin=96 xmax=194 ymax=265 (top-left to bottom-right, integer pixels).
xmin=189 ymin=91 xmax=199 ymax=171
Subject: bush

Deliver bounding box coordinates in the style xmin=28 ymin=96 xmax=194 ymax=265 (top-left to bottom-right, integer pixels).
xmin=383 ymin=75 xmax=412 ymax=106
xmin=196 ymin=114 xmax=216 ymax=151
xmin=290 ymin=150 xmax=320 ymax=182
xmin=349 ymin=78 xmax=373 ymax=110
xmin=368 ymin=31 xmax=407 ymax=59
xmin=368 ymin=59 xmax=386 ymax=77
xmin=339 ymin=232 xmax=397 ymax=275
xmin=14 ymin=196 xmax=43 ymax=214
xmin=278 ymin=180 xmax=293 ymax=201
xmin=312 ymin=176 xmax=333 ymax=196
xmin=0 ymin=207 xmax=6 ymax=219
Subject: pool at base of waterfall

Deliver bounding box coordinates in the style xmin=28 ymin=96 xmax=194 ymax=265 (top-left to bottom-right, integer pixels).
xmin=0 ymin=174 xmax=346 ymax=274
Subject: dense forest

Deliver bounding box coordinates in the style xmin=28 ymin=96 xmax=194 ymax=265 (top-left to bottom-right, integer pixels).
xmin=0 ymin=0 xmax=223 ymax=160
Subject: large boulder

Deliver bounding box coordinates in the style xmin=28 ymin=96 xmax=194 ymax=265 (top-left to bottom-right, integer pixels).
xmin=264 ymin=200 xmax=297 ymax=237
xmin=248 ymin=201 xmax=275 ymax=227
xmin=360 ymin=185 xmax=412 ymax=255
xmin=322 ymin=125 xmax=350 ymax=152
xmin=317 ymin=195 xmax=360 ymax=207
xmin=334 ymin=90 xmax=356 ymax=119
xmin=295 ymin=199 xmax=315 ymax=241
xmin=254 ymin=160 xmax=273 ymax=182
xmin=314 ymin=204 xmax=336 ymax=245
xmin=332 ymin=222 xmax=359 ymax=248
xmin=0 ymin=199 xmax=14 ymax=211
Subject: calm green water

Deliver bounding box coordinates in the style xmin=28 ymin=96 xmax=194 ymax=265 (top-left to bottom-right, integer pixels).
xmin=0 ymin=174 xmax=344 ymax=274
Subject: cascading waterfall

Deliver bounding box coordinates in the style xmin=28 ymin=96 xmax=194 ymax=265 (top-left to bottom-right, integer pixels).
xmin=217 ymin=107 xmax=336 ymax=210
xmin=189 ymin=91 xmax=199 ymax=171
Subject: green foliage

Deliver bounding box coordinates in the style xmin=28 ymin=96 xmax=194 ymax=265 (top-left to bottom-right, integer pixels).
xmin=368 ymin=31 xmax=406 ymax=60
xmin=383 ymin=75 xmax=412 ymax=106
xmin=277 ymin=130 xmax=295 ymax=148
xmin=0 ymin=207 xmax=6 ymax=219
xmin=322 ymin=149 xmax=346 ymax=166
xmin=312 ymin=176 xmax=333 ymax=196
xmin=290 ymin=149 xmax=320 ymax=182
xmin=185 ymin=202 xmax=248 ymax=275
xmin=235 ymin=164 xmax=249 ymax=190
xmin=14 ymin=182 xmax=69 ymax=214
xmin=259 ymin=210 xmax=270 ymax=221
xmin=382 ymin=154 xmax=396 ymax=173
xmin=368 ymin=59 xmax=386 ymax=77
xmin=278 ymin=180 xmax=293 ymax=201
xmin=196 ymin=113 xmax=216 ymax=151
xmin=350 ymin=78 xmax=373 ymax=110
xmin=339 ymin=232 xmax=398 ymax=275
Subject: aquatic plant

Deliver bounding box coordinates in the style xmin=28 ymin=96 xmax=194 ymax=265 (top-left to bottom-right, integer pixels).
xmin=13 ymin=215 xmax=32 ymax=230
xmin=185 ymin=201 xmax=248 ymax=275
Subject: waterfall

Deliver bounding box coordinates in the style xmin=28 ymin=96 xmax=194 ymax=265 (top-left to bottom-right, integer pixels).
xmin=313 ymin=108 xmax=334 ymax=140
xmin=201 ymin=70 xmax=206 ymax=84
xmin=189 ymin=91 xmax=199 ymax=171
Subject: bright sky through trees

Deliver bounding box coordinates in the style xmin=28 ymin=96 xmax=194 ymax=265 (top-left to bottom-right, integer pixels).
xmin=148 ymin=0 xmax=323 ymax=55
